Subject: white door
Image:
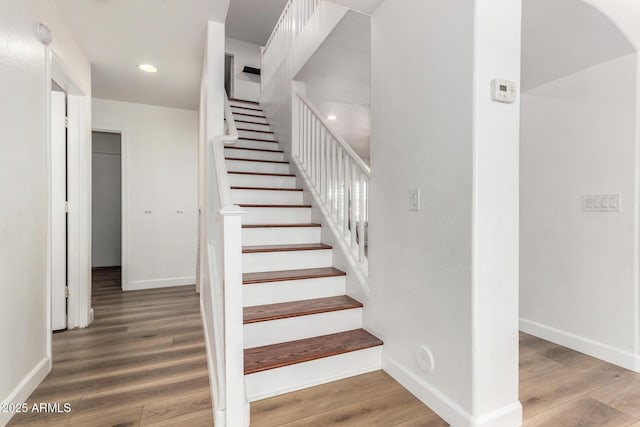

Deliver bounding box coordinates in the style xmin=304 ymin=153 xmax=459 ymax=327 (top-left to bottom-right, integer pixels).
xmin=51 ymin=90 xmax=67 ymax=331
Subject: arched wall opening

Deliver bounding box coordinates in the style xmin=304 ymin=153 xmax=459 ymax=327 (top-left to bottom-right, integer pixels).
xmin=520 ymin=0 xmax=640 ymax=370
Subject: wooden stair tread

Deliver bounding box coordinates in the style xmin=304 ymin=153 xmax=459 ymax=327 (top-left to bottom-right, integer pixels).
xmin=237 ymin=128 xmax=274 ymax=134
xmin=243 ymin=243 xmax=331 ymax=254
xmin=242 ymin=223 xmax=321 ymax=229
xmin=244 ymin=329 xmax=383 ymax=374
xmin=244 ymin=296 xmax=362 ymax=324
xmin=243 ymin=267 xmax=345 ymax=284
xmin=238 ymin=204 xmax=311 ymax=208
xmin=234 ymin=119 xmax=269 ymax=126
xmin=225 ymin=157 xmax=289 ymax=164
xmin=238 ymin=137 xmax=278 ymax=143
xmin=233 ymin=112 xmax=267 ymax=119
xmin=231 ymin=105 xmax=263 ymax=112
xmin=225 ymin=146 xmax=282 ymax=154
xmin=231 ymin=187 xmax=302 ymax=192
xmin=229 ymin=97 xmax=259 ymax=105
xmin=228 ymin=171 xmax=294 ymax=177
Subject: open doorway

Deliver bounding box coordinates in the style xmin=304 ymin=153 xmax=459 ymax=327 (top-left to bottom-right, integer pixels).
xmin=225 ymin=53 xmax=234 ymax=97
xmin=91 ymin=131 xmax=122 ymax=292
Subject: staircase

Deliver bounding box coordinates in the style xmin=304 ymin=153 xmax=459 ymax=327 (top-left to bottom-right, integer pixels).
xmin=226 ymin=98 xmax=383 ymax=402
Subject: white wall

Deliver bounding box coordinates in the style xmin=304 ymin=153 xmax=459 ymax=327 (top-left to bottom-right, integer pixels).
xmin=0 ymin=2 xmax=91 ymax=425
xmin=225 ymin=37 xmax=261 ymax=101
xmin=92 ymin=132 xmax=122 ymax=267
xmin=92 ymin=98 xmax=198 ymax=290
xmin=520 ymin=53 xmax=640 ymax=368
xmin=368 ymin=0 xmax=521 ymax=425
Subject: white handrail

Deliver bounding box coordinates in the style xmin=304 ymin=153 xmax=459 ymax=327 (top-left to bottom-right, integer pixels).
xmin=203 ymin=89 xmax=247 ymax=426
xmin=296 ymin=91 xmax=370 ymax=176
xmin=215 ymin=92 xmax=238 ymax=208
xmin=261 ymin=0 xmax=329 ymax=88
xmin=292 ymin=88 xmax=369 ymax=273
xmin=222 ymin=92 xmax=238 ymax=143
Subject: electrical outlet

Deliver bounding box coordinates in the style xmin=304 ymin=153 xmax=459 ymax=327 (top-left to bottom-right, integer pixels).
xmin=582 ymin=194 xmax=621 ymax=212
xmin=410 ymin=189 xmax=421 ymax=212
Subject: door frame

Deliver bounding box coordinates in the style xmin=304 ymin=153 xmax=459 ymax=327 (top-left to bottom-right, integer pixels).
xmin=46 ymin=49 xmax=92 ymax=345
xmin=92 ymin=124 xmax=128 ymax=290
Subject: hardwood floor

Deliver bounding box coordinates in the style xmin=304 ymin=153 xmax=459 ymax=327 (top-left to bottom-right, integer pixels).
xmin=8 ymin=269 xmax=640 ymax=426
xmin=252 ymin=333 xmax=640 ymax=426
xmin=8 ymin=267 xmax=212 ymax=427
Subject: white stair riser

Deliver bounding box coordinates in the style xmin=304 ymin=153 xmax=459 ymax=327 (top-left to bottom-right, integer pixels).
xmin=225 ymin=148 xmax=284 ymax=161
xmin=238 ymin=129 xmax=276 ymax=141
xmin=242 ymin=227 xmax=321 ymax=246
xmin=234 ymin=140 xmax=280 ymax=151
xmin=243 ymin=276 xmax=346 ymax=306
xmin=232 ymin=114 xmax=267 ymax=125
xmin=242 ymin=207 xmax=311 ymax=225
xmin=228 ymin=174 xmax=297 ymax=189
xmin=245 ymin=347 xmax=382 ymax=402
xmin=229 ymin=100 xmax=260 ymax=109
xmin=232 ymin=106 xmax=264 ymax=116
xmin=226 ymin=159 xmax=290 ymax=175
xmin=243 ymin=249 xmax=332 ymax=273
xmin=232 ymin=189 xmax=303 ymax=205
xmin=232 ymin=121 xmax=271 ymax=132
xmin=244 ymin=308 xmax=363 ymax=348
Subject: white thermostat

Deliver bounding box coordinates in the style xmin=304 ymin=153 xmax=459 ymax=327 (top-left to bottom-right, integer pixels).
xmin=491 ymin=79 xmax=517 ymax=103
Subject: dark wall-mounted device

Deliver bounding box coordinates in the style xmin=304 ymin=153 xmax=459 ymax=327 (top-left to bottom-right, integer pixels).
xmin=243 ymin=66 xmax=261 ymax=76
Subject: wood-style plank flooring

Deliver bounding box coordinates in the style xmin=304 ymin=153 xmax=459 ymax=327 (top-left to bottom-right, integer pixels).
xmin=9 ymin=267 xmax=640 ymax=426
xmin=252 ymin=333 xmax=640 ymax=426
xmin=8 ymin=267 xmax=213 ymax=427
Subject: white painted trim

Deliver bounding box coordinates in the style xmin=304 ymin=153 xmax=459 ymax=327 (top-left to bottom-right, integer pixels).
xmin=44 ymin=45 xmax=53 ymax=361
xmin=0 ymin=357 xmax=50 ymax=427
xmin=124 ymin=276 xmax=196 ymax=291
xmin=47 ymin=50 xmax=92 ymax=332
xmin=383 ymin=354 xmax=522 ymax=427
xmin=200 ymin=298 xmax=220 ymax=426
xmin=633 ymin=53 xmax=640 ymax=357
xmin=520 ymin=318 xmax=640 ymax=372
xmin=92 ymin=123 xmax=128 ymax=291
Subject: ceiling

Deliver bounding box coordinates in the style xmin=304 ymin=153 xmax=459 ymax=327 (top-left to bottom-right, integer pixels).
xmin=295 ymin=11 xmax=371 ymax=160
xmin=226 ymin=0 xmax=289 ymax=45
xmin=522 ymin=0 xmax=635 ymax=91
xmin=55 ymin=0 xmax=230 ymax=110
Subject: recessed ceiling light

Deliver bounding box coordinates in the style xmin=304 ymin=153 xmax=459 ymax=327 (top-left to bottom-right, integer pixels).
xmin=138 ymin=64 xmax=158 ymax=73
xmin=327 ymin=115 xmax=337 ymax=121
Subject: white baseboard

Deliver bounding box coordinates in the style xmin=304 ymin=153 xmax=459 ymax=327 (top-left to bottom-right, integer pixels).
xmin=0 ymin=357 xmax=50 ymax=427
xmin=124 ymin=276 xmax=196 ymax=291
xmin=520 ymin=318 xmax=640 ymax=372
xmin=383 ymin=355 xmax=522 ymax=427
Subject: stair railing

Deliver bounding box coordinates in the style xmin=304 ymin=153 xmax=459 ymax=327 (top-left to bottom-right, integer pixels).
xmin=292 ymin=89 xmax=369 ymax=276
xmin=202 ymin=90 xmax=247 ymax=426
xmin=261 ymin=0 xmax=331 ymax=88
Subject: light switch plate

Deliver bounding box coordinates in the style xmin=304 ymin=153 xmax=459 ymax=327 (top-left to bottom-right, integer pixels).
xmin=410 ymin=189 xmax=421 ymax=212
xmin=582 ymin=194 xmax=621 ymax=212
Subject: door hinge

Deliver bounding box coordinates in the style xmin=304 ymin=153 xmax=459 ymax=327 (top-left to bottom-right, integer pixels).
xmin=64 ymin=201 xmax=69 ymax=213
xmin=64 ymin=286 xmax=70 ymax=298
xmin=64 ymin=116 xmax=70 ymax=128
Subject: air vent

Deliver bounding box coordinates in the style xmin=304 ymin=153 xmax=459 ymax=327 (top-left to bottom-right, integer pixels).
xmin=243 ymin=66 xmax=261 ymax=76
